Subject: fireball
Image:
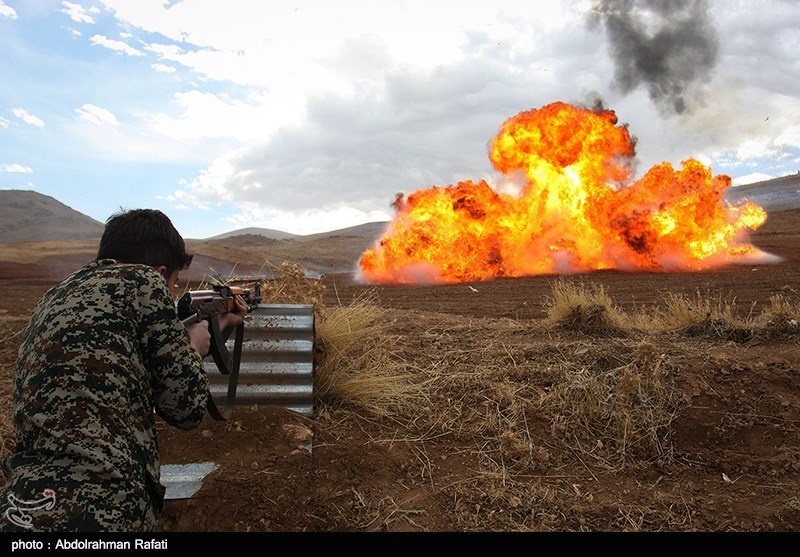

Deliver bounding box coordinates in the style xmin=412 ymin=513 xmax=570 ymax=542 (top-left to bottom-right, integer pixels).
xmin=359 ymin=101 xmax=767 ymax=284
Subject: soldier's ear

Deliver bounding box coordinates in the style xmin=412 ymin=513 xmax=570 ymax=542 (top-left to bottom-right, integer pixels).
xmin=154 ymin=265 xmax=168 ymax=278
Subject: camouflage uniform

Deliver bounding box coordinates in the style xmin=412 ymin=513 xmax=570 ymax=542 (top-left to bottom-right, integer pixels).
xmin=0 ymin=259 xmax=208 ymax=532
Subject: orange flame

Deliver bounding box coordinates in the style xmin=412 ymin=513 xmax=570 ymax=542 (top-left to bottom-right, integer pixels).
xmin=359 ymin=101 xmax=768 ymax=284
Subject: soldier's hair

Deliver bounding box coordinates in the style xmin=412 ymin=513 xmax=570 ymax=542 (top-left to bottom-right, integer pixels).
xmin=97 ymin=209 xmax=193 ymax=277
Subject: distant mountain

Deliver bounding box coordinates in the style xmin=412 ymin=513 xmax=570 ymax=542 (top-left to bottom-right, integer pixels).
xmin=205 ymin=221 xmax=390 ymax=242
xmin=0 ymin=190 xmax=104 ymax=243
xmin=299 ymin=221 xmax=390 ymax=241
xmin=204 ymin=227 xmax=299 ymax=241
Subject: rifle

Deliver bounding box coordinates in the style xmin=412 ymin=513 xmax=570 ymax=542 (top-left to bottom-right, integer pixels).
xmin=176 ymin=283 xmax=261 ymax=420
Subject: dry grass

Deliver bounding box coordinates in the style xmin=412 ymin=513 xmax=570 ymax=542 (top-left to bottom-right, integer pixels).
xmin=544 ymin=278 xmax=800 ymax=342
xmin=313 ymin=289 xmax=421 ymax=417
xmin=536 ymin=341 xmax=685 ymax=470
xmin=543 ymin=280 xmax=628 ymax=335
xmin=258 ymin=262 xmax=327 ymax=306
xmin=753 ymin=293 xmax=800 ymax=340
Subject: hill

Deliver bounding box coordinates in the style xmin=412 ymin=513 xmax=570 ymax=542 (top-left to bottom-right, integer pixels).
xmin=206 ymin=227 xmax=299 ymax=241
xmin=203 ymin=221 xmax=389 ymax=242
xmin=0 ymin=190 xmax=104 ymax=243
xmin=725 ymin=172 xmax=800 ymax=210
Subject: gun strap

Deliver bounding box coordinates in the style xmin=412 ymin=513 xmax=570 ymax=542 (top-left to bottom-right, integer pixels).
xmin=206 ymin=317 xmax=244 ymax=421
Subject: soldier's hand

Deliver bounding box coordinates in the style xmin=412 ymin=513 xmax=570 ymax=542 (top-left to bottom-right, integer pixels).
xmin=186 ymin=320 xmax=211 ymax=357
xmin=218 ymin=294 xmax=248 ymax=333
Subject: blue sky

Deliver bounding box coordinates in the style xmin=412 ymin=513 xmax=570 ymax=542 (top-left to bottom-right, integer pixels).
xmin=1 ymin=0 xmax=798 ymax=239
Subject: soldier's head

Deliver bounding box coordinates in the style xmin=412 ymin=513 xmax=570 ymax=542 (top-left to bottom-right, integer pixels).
xmin=97 ymin=209 xmax=193 ymax=283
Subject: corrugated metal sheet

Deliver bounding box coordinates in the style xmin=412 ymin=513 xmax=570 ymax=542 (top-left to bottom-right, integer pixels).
xmin=204 ymin=303 xmax=315 ymax=417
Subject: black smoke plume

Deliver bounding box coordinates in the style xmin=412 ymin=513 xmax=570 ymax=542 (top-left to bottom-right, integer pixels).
xmin=588 ymin=0 xmax=719 ymax=115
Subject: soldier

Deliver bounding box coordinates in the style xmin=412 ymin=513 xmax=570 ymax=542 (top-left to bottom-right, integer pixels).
xmin=0 ymin=209 xmax=247 ymax=531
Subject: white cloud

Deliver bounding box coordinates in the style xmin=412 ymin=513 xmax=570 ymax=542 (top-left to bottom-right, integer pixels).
xmin=68 ymin=103 xmax=224 ymax=165
xmin=775 ymin=125 xmax=800 ymax=148
xmin=103 ymin=0 xmax=581 ymax=89
xmin=89 ymin=34 xmax=144 ymax=56
xmin=75 ymin=104 xmax=119 ymax=126
xmin=151 ymin=63 xmax=176 ymax=74
xmin=149 ymin=90 xmax=298 ymax=142
xmin=0 ymin=116 xmax=9 ymax=128
xmin=11 ymin=108 xmax=45 ymax=128
xmin=225 ymin=204 xmax=392 ymax=237
xmin=0 ymin=1 xmax=16 ymax=19
xmin=62 ymin=0 xmax=800 ymax=234
xmin=99 ymin=0 xmax=600 ymax=229
xmin=60 ymin=1 xmax=96 ymax=24
xmin=0 ymin=163 xmax=33 ymax=173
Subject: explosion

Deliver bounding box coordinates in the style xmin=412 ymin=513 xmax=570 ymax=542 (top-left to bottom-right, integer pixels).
xmin=359 ymin=101 xmax=768 ymax=284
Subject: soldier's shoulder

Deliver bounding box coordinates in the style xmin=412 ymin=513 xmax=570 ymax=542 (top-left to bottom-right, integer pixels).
xmin=84 ymin=260 xmax=161 ymax=283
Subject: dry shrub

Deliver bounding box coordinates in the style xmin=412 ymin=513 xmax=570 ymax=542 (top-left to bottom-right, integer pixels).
xmin=544 ymin=279 xmax=627 ymax=335
xmin=538 ymin=341 xmax=685 ymax=469
xmin=313 ymin=289 xmax=419 ymax=417
xmin=650 ymin=291 xmax=740 ymax=333
xmin=542 ymin=281 xmax=796 ymax=343
xmin=259 ymin=262 xmax=326 ymax=306
xmin=751 ymin=293 xmax=800 ymax=341
xmin=644 ymin=290 xmax=749 ymax=341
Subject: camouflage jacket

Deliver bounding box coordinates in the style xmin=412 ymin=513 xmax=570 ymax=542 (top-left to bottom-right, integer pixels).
xmin=2 ymin=259 xmax=207 ymax=523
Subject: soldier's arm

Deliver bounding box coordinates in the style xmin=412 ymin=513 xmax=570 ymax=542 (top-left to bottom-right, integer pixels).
xmin=138 ymin=271 xmax=208 ymax=429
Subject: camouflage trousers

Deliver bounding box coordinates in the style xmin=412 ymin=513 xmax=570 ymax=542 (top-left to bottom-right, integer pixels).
xmin=0 ymin=467 xmax=159 ymax=532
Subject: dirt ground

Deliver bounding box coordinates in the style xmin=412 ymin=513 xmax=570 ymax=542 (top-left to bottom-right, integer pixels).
xmin=0 ymin=209 xmax=799 ymax=532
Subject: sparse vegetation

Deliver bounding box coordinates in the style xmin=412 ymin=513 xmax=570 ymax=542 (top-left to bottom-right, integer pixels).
xmin=2 ymin=228 xmax=800 ymax=531
xmin=313 ymin=289 xmax=421 ymax=417
xmin=543 ymin=278 xmax=800 ymax=342
xmin=543 ymin=279 xmax=629 ymax=334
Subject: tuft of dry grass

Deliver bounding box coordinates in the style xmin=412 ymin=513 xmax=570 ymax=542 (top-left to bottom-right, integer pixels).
xmin=259 ymin=262 xmax=327 ymax=306
xmin=543 ymin=279 xmax=628 ymax=335
xmin=751 ymin=293 xmax=800 ymax=340
xmin=314 ymin=289 xmax=421 ymax=417
xmin=543 ymin=279 xmax=800 ymax=343
xmin=643 ymin=290 xmax=750 ymax=340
